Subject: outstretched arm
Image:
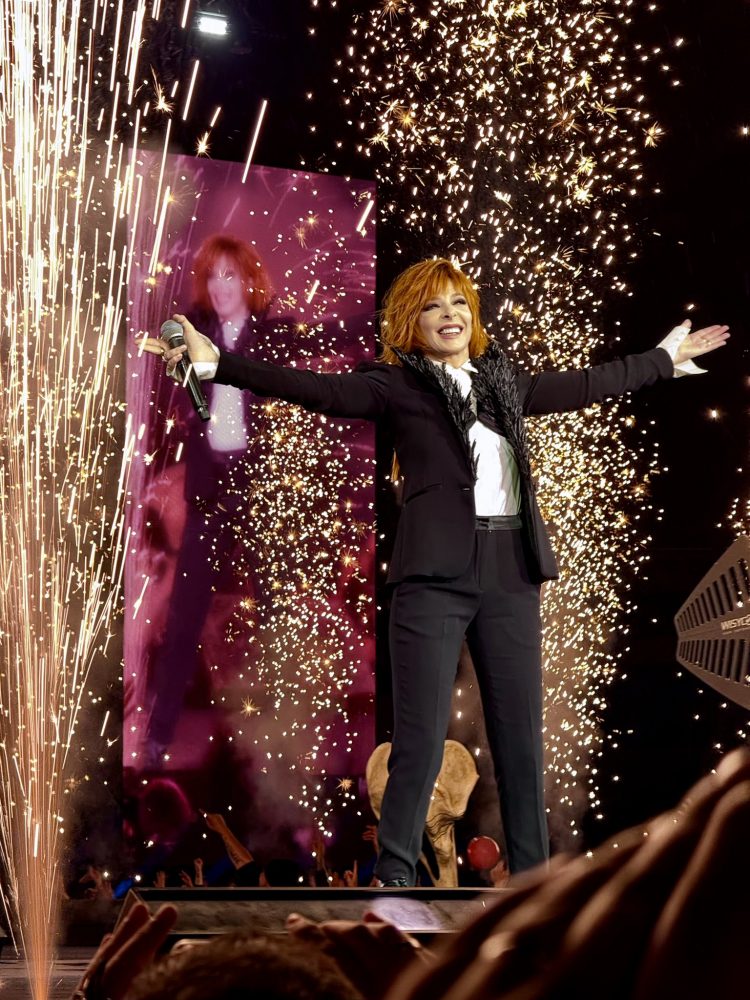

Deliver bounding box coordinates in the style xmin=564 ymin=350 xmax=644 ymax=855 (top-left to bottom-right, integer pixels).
xmin=518 ymin=320 xmax=729 ymax=417
xmin=138 ymin=314 xmax=390 ymax=421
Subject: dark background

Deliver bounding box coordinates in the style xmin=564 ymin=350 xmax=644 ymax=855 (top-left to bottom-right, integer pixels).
xmin=85 ymin=0 xmax=748 ymax=866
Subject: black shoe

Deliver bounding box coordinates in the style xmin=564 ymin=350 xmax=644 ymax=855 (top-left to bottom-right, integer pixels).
xmin=378 ymin=877 xmax=409 ymax=888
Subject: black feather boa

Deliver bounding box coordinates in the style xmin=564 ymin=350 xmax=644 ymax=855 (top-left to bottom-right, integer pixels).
xmin=394 ymin=341 xmax=535 ymax=495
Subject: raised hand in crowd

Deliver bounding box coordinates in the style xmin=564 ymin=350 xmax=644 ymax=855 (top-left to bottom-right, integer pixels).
xmin=80 ymin=865 xmax=114 ymax=901
xmin=362 ymin=824 xmax=379 ymax=854
xmin=343 ymin=860 xmax=359 ymax=887
xmin=71 ymin=901 xmax=177 ymax=1000
xmin=311 ymin=827 xmax=332 ymax=886
xmin=179 ymin=858 xmax=205 ymax=888
xmin=203 ymin=812 xmax=228 ymax=834
xmin=385 ymin=747 xmax=750 ymax=1000
xmin=312 ymin=828 xmax=328 ymax=866
xmin=489 ymin=857 xmax=510 ymax=888
xmin=193 ymin=857 xmax=204 ymax=887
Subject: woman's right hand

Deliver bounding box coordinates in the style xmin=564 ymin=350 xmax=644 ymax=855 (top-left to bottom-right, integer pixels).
xmin=137 ymin=314 xmax=219 ymax=375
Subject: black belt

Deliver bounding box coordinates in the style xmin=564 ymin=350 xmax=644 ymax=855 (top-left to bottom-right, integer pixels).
xmin=475 ymin=514 xmax=522 ymax=531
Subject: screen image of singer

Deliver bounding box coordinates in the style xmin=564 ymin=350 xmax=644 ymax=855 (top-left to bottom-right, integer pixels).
xmin=123 ymin=154 xmax=377 ymax=885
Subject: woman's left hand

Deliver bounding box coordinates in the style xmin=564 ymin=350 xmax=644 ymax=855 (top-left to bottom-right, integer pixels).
xmin=672 ymin=320 xmax=730 ymax=366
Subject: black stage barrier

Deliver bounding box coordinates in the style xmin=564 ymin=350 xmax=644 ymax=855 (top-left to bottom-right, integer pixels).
xmin=118 ymin=887 xmax=509 ymax=944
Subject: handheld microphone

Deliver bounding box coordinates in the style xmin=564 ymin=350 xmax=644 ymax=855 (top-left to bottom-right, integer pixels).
xmin=160 ymin=319 xmax=210 ymax=423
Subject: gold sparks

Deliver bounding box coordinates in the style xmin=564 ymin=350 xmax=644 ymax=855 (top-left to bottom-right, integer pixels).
xmin=0 ymin=0 xmax=145 ymax=987
xmin=644 ymin=122 xmax=665 ymax=147
xmin=294 ymin=214 xmax=320 ymax=246
xmin=343 ymin=0 xmax=667 ymax=851
xmin=393 ymin=106 xmax=417 ymax=129
xmin=552 ymin=108 xmax=583 ymax=133
xmin=153 ymin=72 xmax=173 ymax=115
xmin=225 ymin=373 xmax=375 ymax=825
xmin=241 ymin=698 xmax=261 ymax=717
xmin=379 ymin=0 xmax=408 ymax=20
xmin=196 ymin=131 xmax=211 ymax=156
xmin=337 ymin=777 xmax=353 ymax=792
xmin=592 ymin=99 xmax=619 ymax=118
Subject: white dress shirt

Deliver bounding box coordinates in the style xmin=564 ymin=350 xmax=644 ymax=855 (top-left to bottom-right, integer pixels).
xmin=196 ymin=322 xmax=249 ymax=453
xmin=437 ymin=360 xmax=521 ymax=516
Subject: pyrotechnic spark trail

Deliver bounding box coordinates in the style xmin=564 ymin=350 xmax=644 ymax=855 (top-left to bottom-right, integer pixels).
xmin=0 ymin=0 xmax=158 ymax=994
xmin=329 ymin=0 xmax=670 ymax=845
xmin=241 ymin=99 xmax=269 ymax=184
xmin=0 ymin=6 xmax=375 ymax=987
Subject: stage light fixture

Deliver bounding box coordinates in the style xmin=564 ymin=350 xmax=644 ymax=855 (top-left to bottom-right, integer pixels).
xmin=196 ymin=11 xmax=229 ymax=37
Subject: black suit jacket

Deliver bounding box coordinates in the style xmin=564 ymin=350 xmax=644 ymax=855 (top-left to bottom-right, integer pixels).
xmin=213 ymin=345 xmax=674 ymax=584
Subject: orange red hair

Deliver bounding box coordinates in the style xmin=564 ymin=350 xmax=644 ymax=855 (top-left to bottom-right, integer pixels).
xmin=192 ymin=234 xmax=273 ymax=316
xmin=379 ymin=258 xmax=489 ymax=364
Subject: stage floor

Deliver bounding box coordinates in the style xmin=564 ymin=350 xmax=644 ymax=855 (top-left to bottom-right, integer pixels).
xmin=0 ymin=948 xmax=93 ymax=1000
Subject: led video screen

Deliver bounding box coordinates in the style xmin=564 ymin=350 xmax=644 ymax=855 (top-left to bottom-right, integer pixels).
xmin=123 ymin=154 xmax=376 ymax=884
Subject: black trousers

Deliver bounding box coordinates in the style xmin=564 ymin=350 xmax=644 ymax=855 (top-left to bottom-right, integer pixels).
xmin=375 ymin=521 xmax=549 ymax=884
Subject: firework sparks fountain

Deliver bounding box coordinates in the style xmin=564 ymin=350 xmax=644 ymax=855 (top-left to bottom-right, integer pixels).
xmin=0 ymin=1 xmax=148 ymax=994
xmin=326 ymin=0 xmax=670 ymax=844
xmin=0 ymin=3 xmax=375 ymax=990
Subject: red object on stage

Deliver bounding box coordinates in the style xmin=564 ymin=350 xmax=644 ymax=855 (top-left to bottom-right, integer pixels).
xmin=467 ymin=836 xmax=501 ymax=870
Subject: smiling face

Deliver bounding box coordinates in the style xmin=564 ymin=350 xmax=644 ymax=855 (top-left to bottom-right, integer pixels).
xmin=417 ymin=279 xmax=473 ymax=368
xmin=206 ymin=253 xmax=250 ymax=324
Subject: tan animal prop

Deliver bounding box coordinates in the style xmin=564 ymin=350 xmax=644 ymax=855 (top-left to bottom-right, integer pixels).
xmin=366 ymin=739 xmax=479 ymax=887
